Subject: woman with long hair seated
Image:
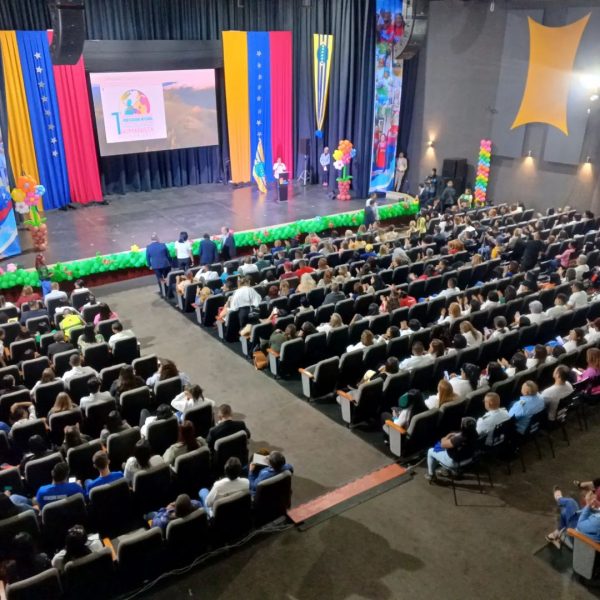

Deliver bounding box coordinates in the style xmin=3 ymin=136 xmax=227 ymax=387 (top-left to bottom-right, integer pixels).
xmin=425 ymin=379 xmax=458 ymax=410
xmin=162 ymin=420 xmax=206 ymax=465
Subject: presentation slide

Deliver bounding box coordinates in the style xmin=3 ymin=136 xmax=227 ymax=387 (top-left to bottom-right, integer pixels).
xmin=89 ymin=69 xmax=219 ymax=156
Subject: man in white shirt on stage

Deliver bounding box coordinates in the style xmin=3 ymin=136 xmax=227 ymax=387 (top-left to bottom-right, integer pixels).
xmin=395 ymin=152 xmax=408 ymax=192
xmin=273 ymin=157 xmax=287 ymax=182
xmin=319 ymin=147 xmax=330 ymax=186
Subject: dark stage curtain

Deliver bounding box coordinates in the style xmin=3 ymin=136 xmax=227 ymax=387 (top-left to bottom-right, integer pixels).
xmin=0 ymin=0 xmax=378 ymax=198
xmin=397 ymin=53 xmax=419 ymax=158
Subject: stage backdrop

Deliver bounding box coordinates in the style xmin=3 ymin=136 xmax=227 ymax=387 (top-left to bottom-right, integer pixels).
xmin=0 ymin=0 xmax=380 ymax=199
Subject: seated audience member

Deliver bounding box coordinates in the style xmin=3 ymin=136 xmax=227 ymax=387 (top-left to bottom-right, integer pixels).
xmin=480 ymin=290 xmax=500 ymax=310
xmin=163 ymin=420 xmax=206 ymax=465
xmin=567 ymin=281 xmax=588 ymax=309
xmin=541 ymin=365 xmax=574 ymax=421
xmin=382 ymin=389 xmax=427 ymax=434
xmin=60 ymin=424 xmax=90 ymax=457
xmin=77 ymin=323 xmax=104 ymax=352
xmin=171 ymin=384 xmax=214 ymax=419
xmin=19 ymin=434 xmax=52 ymax=474
xmin=526 ymin=345 xmax=552 ymax=369
xmin=44 ymin=282 xmax=68 ymax=307
xmin=562 ymin=327 xmax=586 ymax=353
xmin=140 ymin=403 xmax=174 ymax=438
xmin=448 ymin=364 xmax=480 ymax=400
xmin=365 ymin=356 xmax=400 ymax=385
xmin=297 ymin=273 xmax=316 ymax=294
xmin=545 ymin=486 xmax=580 ymax=548
xmin=399 ymin=341 xmax=434 ymax=371
xmin=107 ymin=321 xmax=135 ymax=350
xmin=84 ymin=451 xmax=123 ymax=496
xmin=487 ymin=316 xmax=509 ymax=340
xmin=35 ymin=462 xmax=84 ymax=509
xmin=347 ymin=329 xmax=376 ymax=353
xmin=15 ymin=285 xmax=42 ymax=309
xmin=206 ymin=404 xmax=251 ymax=452
xmin=545 ymin=293 xmax=568 ymax=319
xmin=574 ymin=255 xmax=590 ymax=280
xmin=585 ymin=318 xmax=600 ymax=343
xmin=4 ymin=532 xmax=51 ymax=584
xmin=30 ymin=367 xmax=59 ymax=397
xmin=146 ymin=358 xmax=191 ymax=388
xmin=299 ymin=321 xmax=317 ymax=338
xmin=0 ymin=374 xmax=25 ymax=397
xmin=573 ymin=478 xmax=600 ymax=501
xmin=518 ymin=300 xmax=546 ymax=325
xmin=47 ymin=331 xmax=74 ymax=360
xmin=437 ymin=277 xmax=460 ymax=299
xmin=70 ymin=279 xmax=90 ymax=300
xmin=199 ymin=456 xmax=250 ymax=516
xmin=294 ymin=259 xmax=314 ymax=277
xmin=265 ymin=324 xmax=297 ymax=353
xmin=323 ymin=283 xmax=346 ymax=305
xmin=228 ymin=277 xmax=262 ymax=320
xmin=19 ymin=301 xmax=48 ymax=326
xmin=51 ymin=525 xmax=103 ymax=572
xmin=425 ymin=417 xmax=478 ymax=482
xmin=317 ymin=312 xmax=343 ymax=334
xmin=437 ymin=302 xmax=462 ymax=325
xmin=59 ymin=308 xmax=85 ymax=340
xmin=476 ymin=392 xmax=510 ymax=444
xmin=459 ymin=321 xmax=484 ymax=347
xmin=100 ymin=411 xmax=131 ymax=445
xmin=124 ymin=439 xmax=164 ymax=485
xmin=425 ymin=379 xmax=458 ymax=410
xmin=479 ymin=362 xmax=508 ymax=388
xmin=576 ymin=347 xmax=600 ymax=395
xmin=238 ymin=256 xmax=259 ymax=277
xmin=49 ymin=392 xmax=76 ymax=417
xmin=508 ymin=380 xmax=546 ymax=434
xmin=151 ymin=493 xmax=201 ymax=530
xmin=62 ymin=353 xmax=98 ymax=385
xmin=501 ymin=352 xmax=528 ymax=377
xmin=400 ymin=319 xmax=423 ymax=337
xmin=110 ymin=365 xmax=145 ymax=400
xmin=279 ymin=261 xmax=295 ymax=280
xmin=248 ymin=451 xmax=293 ymax=495
xmin=93 ymin=302 xmax=118 ymax=325
xmin=575 ymin=491 xmax=600 ymax=543
xmin=0 ymin=493 xmax=29 ymax=518
xmin=79 ymin=377 xmax=113 ymax=413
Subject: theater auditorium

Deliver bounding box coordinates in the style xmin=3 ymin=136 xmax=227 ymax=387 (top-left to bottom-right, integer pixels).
xmin=0 ymin=0 xmax=597 ymax=598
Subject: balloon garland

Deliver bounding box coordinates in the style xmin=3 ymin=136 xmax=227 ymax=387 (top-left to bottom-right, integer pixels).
xmin=474 ymin=139 xmax=491 ymax=207
xmin=0 ymin=200 xmax=419 ymax=290
xmin=11 ymin=174 xmax=48 ymax=251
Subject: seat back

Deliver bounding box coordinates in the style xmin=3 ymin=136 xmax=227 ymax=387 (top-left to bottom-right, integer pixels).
xmin=311 ymin=357 xmax=339 ymax=399
xmin=63 ymin=547 xmax=115 ymax=600
xmin=89 ymin=478 xmax=135 ymax=538
xmin=84 ymin=400 xmax=117 ymax=439
xmin=41 ymin=493 xmax=87 ymax=553
xmin=183 ymin=402 xmax=214 ymax=438
xmin=0 ymin=389 xmax=31 ymax=423
xmin=10 ymin=339 xmax=36 ymax=364
xmin=6 ymin=568 xmax=62 ymax=600
xmin=166 ymin=509 xmax=209 ymax=566
xmin=173 ymin=447 xmax=212 ymax=496
xmin=117 ymin=528 xmax=163 ymax=587
xmin=338 ymin=350 xmax=364 ymax=388
xmin=0 ymin=511 xmax=40 ymax=560
xmin=119 ymin=386 xmax=152 ymax=425
xmin=403 ymin=409 xmax=440 ymax=457
xmin=24 ymin=452 xmax=63 ymax=492
xmin=437 ymin=399 xmax=467 ymax=436
xmin=113 ymin=337 xmax=140 ymax=365
xmin=154 ymin=376 xmax=183 ymax=406
xmin=352 ymin=379 xmax=384 ymax=425
xmin=381 ymin=372 xmax=411 ymax=413
xmin=52 ymin=349 xmax=79 ymax=377
xmin=10 ymin=419 xmax=47 ymax=454
xmin=304 ymin=331 xmax=328 ymax=364
xmin=348 ymin=318 xmax=369 ymax=345
xmin=34 ymin=380 xmax=66 ymax=419
xmin=212 ymin=490 xmax=252 ymax=545
xmin=279 ymin=338 xmax=306 ymax=374
xmin=131 ymin=354 xmax=158 ymax=382
xmin=132 ymin=464 xmax=172 ymax=514
xmin=213 ymin=430 xmax=249 ymax=473
xmin=362 ymin=342 xmax=387 ymax=371
xmin=0 ymin=322 xmax=21 ymax=347
xmin=146 ymin=415 xmax=179 ymax=455
xmin=67 ymin=373 xmax=95 ymax=404
xmin=70 ymin=290 xmax=91 ymax=312
xmin=21 ymin=357 xmax=50 ymax=390
xmin=67 ymin=439 xmax=103 ymax=481
xmin=107 ymin=427 xmax=141 ymax=470
xmin=0 ymin=467 xmax=25 ymax=496
xmin=99 ymin=363 xmax=126 ymax=392
xmin=48 ymin=408 xmax=83 ymax=445
xmin=410 ymin=362 xmax=436 ymax=394
xmin=326 ymin=325 xmax=349 ymax=356
xmin=83 ymin=343 xmax=111 ymax=371
xmin=254 ymin=470 xmax=292 ymax=526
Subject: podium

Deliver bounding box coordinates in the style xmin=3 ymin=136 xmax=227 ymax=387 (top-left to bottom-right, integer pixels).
xmin=277 ymin=172 xmax=289 ymax=202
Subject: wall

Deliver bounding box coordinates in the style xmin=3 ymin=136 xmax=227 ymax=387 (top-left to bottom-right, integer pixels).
xmin=407 ymin=0 xmax=600 ymax=213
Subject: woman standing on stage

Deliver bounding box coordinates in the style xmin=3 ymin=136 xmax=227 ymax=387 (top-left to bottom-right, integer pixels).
xmin=174 ymin=231 xmax=194 ymax=271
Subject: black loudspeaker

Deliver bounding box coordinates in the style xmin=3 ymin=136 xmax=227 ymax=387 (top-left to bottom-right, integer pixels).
xmin=442 ymin=158 xmax=467 ymax=181
xmin=48 ymin=0 xmax=85 ymax=66
xmin=299 ymin=138 xmax=310 ymax=156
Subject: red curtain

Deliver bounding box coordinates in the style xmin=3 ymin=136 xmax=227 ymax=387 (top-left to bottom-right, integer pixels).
xmin=269 ymin=32 xmax=293 ymax=178
xmin=48 ymin=32 xmax=102 ymax=204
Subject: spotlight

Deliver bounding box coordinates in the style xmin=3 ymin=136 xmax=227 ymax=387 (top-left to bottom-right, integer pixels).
xmin=586 ymin=156 xmax=591 ymax=163
xmin=591 ymin=93 xmax=599 ymax=102
xmin=427 ymin=140 xmax=435 ymax=148
xmin=527 ymin=150 xmax=532 ymax=157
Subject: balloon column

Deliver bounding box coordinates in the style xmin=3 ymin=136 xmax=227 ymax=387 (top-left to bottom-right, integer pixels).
xmin=475 ymin=139 xmax=492 ymax=207
xmin=11 ymin=175 xmax=48 ymax=251
xmin=333 ymin=139 xmax=356 ymax=200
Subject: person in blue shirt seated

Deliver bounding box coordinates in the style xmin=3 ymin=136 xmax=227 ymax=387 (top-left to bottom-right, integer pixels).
xmin=508 ymin=380 xmax=546 ymax=435
xmin=151 ymin=494 xmax=201 ymax=530
xmin=545 ymin=485 xmax=580 ymax=548
xmin=35 ymin=462 xmax=84 ymax=509
xmin=84 ymin=451 xmax=123 ymax=497
xmin=248 ymin=451 xmax=293 ymax=495
xmin=576 ymin=490 xmax=600 ymax=543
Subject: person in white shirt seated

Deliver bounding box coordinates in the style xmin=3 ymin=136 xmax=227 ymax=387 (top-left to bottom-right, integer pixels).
xmin=541 ymin=365 xmax=574 ymax=421
xmin=399 ymin=319 xmax=422 ymax=338
xmin=487 ymin=316 xmax=510 ymax=341
xmin=476 ymin=392 xmax=510 ymax=444
xmin=194 ymin=264 xmax=220 ymax=284
xmin=562 ymin=327 xmax=587 ymax=353
xmin=437 ymin=302 xmax=462 ymax=325
xmin=399 ymin=341 xmax=434 ymax=371
xmin=229 ymin=277 xmax=262 ymax=313
xmin=437 ymin=277 xmax=460 ymax=299
xmin=586 ymin=317 xmax=600 ymax=344
xmin=69 ymin=280 xmax=90 ymax=303
xmin=567 ymin=281 xmax=588 ymax=309
xmin=123 ymin=439 xmax=164 ymax=486
xmin=317 ymin=312 xmax=343 ymax=334
xmin=198 ymin=456 xmax=250 ymax=517
xmin=545 ymin=293 xmax=569 ymax=319
xmin=107 ymin=321 xmax=135 ymax=351
xmin=79 ymin=377 xmax=113 ymax=414
xmin=501 ymin=352 xmax=528 ymax=378
xmin=448 ymin=363 xmax=481 ymax=400
xmin=518 ymin=300 xmax=546 ymax=325
xmin=238 ymin=256 xmax=259 ymax=276
xmin=525 ymin=344 xmax=555 ymax=369
xmin=140 ymin=404 xmax=174 ymax=438
xmin=62 ymin=354 xmax=98 ymax=386
xmin=459 ymin=321 xmax=483 ymax=347
xmin=425 ymin=379 xmax=458 ymax=410
xmin=171 ymin=384 xmax=215 ymax=420
xmin=574 ymin=255 xmax=590 ymax=281
xmin=480 ymin=290 xmax=500 ymax=311
xmin=347 ymin=329 xmax=376 ymax=353
xmin=43 ymin=282 xmax=68 ymax=307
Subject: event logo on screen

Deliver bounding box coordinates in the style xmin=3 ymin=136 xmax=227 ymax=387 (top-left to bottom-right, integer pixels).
xmin=100 ymin=84 xmax=167 ymax=144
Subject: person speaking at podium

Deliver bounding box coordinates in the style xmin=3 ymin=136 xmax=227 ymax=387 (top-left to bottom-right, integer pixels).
xmin=273 ymin=157 xmax=287 ymax=181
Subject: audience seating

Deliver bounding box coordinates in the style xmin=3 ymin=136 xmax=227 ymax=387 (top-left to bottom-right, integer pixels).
xmin=254 ymin=470 xmax=292 ymax=526
xmin=62 ymin=547 xmax=115 ymax=600
xmin=211 ymin=490 xmax=252 ymax=545
xmin=41 ymin=493 xmax=87 ymax=553
xmin=5 ymin=568 xmax=62 ymax=600
xmin=165 ymin=509 xmax=209 ymax=567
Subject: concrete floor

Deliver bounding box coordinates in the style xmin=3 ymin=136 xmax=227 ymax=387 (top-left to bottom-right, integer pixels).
xmin=97 ymin=279 xmax=600 ymax=600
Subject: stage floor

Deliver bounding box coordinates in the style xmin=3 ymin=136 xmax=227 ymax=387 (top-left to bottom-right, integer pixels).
xmin=5 ymin=182 xmax=369 ymax=269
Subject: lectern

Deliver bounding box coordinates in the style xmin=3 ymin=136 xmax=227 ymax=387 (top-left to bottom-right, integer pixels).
xmin=277 ymin=172 xmax=289 ymax=202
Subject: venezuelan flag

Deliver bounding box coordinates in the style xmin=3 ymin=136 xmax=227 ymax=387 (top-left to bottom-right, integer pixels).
xmin=253 ymin=136 xmax=267 ymax=193
xmin=222 ymin=31 xmax=292 ymax=185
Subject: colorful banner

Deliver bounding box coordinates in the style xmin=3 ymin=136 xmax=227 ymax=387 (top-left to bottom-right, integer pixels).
xmin=253 ymin=136 xmax=267 ymax=193
xmin=369 ymin=0 xmax=405 ymax=192
xmin=223 ymin=31 xmax=292 ymax=185
xmin=313 ymin=34 xmax=333 ymax=137
xmin=0 ymin=130 xmax=20 ymax=259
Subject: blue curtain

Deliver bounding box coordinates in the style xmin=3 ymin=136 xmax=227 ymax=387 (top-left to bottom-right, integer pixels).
xmin=398 ymin=53 xmax=418 ymax=158
xmin=16 ymin=30 xmax=70 ymax=209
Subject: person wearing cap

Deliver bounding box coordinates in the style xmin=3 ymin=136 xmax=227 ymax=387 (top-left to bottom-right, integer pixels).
xmin=146 ymin=233 xmax=172 ymax=293
xmin=279 ymin=261 xmax=296 ymax=280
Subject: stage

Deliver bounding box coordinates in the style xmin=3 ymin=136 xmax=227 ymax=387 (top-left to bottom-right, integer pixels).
xmin=6 ymin=182 xmax=369 ymax=270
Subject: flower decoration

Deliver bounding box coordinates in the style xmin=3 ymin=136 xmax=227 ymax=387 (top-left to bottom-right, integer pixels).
xmin=130 ymin=244 xmax=141 ymax=252
xmin=333 ymin=139 xmax=355 ymax=200
xmin=6 ymin=263 xmax=17 ymax=273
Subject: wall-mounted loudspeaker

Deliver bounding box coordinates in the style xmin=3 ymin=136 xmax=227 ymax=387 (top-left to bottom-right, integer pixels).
xmin=48 ymin=0 xmax=85 ymax=65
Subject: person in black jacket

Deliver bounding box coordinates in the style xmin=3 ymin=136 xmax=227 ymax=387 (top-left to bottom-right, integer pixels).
xmin=206 ymin=404 xmax=250 ymax=451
